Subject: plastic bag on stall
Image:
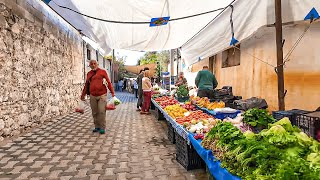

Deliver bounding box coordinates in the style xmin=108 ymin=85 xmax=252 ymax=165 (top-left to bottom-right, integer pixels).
xmin=75 ymin=101 xmax=85 ymax=114
xmin=105 ymin=96 xmax=121 ymax=110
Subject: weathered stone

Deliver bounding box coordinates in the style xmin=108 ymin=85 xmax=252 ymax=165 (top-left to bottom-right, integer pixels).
xmin=18 ymin=113 xmax=29 ymax=126
xmin=0 ymin=118 xmax=5 ymax=130
xmin=11 ymin=23 xmax=20 ymax=34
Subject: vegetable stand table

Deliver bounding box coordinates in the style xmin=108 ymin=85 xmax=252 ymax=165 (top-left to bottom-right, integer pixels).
xmin=188 ymin=133 xmax=241 ymax=180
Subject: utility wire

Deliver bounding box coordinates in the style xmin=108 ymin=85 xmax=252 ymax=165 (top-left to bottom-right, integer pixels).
xmin=51 ymin=0 xmax=225 ymax=24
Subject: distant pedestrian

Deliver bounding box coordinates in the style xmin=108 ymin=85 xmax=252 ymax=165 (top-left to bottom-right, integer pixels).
xmin=133 ymin=79 xmax=138 ymax=98
xmin=175 ymin=72 xmax=188 ymax=87
xmin=195 ymin=66 xmax=218 ymax=99
xmin=141 ymin=69 xmax=152 ymax=115
xmin=136 ymin=69 xmax=144 ymax=111
xmin=123 ymin=79 xmax=127 ymax=92
xmin=118 ymin=79 xmax=123 ymax=92
xmin=81 ymin=60 xmax=115 ymax=134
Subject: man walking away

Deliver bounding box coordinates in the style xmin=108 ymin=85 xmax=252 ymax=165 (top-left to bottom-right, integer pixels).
xmin=81 ymin=60 xmax=115 ymax=134
xmin=195 ymin=66 xmax=218 ymax=99
xmin=137 ymin=69 xmax=144 ymax=111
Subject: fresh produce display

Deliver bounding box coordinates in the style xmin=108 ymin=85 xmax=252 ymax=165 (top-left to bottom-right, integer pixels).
xmin=191 ymin=96 xmax=225 ymax=110
xmin=243 ymin=108 xmax=276 ymax=131
xmin=181 ymin=104 xmax=196 ymax=111
xmin=154 ymin=96 xmax=179 ymax=108
xmin=201 ymin=118 xmax=320 ymax=179
xmin=176 ymin=110 xmax=212 ymax=125
xmin=164 ymin=104 xmax=188 ymax=119
xmin=176 ymin=84 xmax=189 ymax=98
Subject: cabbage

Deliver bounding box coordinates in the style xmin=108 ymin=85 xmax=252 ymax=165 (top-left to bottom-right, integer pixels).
xmin=260 ymin=125 xmax=297 ymax=146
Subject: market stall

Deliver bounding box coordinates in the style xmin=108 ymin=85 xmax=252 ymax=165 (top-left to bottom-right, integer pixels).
xmin=151 ymin=93 xmax=320 ymax=179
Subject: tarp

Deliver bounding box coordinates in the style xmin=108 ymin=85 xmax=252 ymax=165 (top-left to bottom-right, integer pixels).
xmin=181 ymin=0 xmax=320 ymax=65
xmin=46 ymin=0 xmax=320 ymax=64
xmin=46 ymin=0 xmax=234 ymax=55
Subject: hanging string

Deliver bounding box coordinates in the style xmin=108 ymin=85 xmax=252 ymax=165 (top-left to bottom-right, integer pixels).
xmin=232 ymin=45 xmax=276 ymax=68
xmin=229 ymin=5 xmax=235 ymax=38
xmin=277 ymin=20 xmax=314 ymax=67
xmin=51 ymin=0 xmax=225 ymax=24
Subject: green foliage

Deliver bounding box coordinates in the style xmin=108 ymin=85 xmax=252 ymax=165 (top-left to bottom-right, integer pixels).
xmin=138 ymin=51 xmax=170 ymax=76
xmin=176 ymin=85 xmax=189 ymax=97
xmin=243 ymin=108 xmax=276 ymax=130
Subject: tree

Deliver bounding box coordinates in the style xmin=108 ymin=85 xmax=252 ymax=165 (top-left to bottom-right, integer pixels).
xmin=137 ymin=50 xmax=170 ymax=77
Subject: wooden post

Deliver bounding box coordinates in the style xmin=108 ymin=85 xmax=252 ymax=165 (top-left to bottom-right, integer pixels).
xmin=275 ymin=0 xmax=285 ymax=110
xmin=209 ymin=56 xmax=214 ymax=73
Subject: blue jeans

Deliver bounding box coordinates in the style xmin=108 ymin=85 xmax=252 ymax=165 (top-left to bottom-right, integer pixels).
xmin=118 ymin=85 xmax=123 ymax=92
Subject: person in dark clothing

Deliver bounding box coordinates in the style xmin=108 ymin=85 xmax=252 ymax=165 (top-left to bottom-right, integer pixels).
xmin=137 ymin=69 xmax=144 ymax=110
xmin=123 ymin=79 xmax=127 ymax=92
xmin=195 ymin=66 xmax=218 ymax=99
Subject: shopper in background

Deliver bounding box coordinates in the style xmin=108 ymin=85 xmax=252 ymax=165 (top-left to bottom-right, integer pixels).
xmin=195 ymin=66 xmax=218 ymax=99
xmin=81 ymin=60 xmax=115 ymax=134
xmin=136 ymin=69 xmax=144 ymax=111
xmin=133 ymin=79 xmax=138 ymax=98
xmin=175 ymin=72 xmax=188 ymax=87
xmin=118 ymin=79 xmax=124 ymax=92
xmin=141 ymin=69 xmax=152 ymax=115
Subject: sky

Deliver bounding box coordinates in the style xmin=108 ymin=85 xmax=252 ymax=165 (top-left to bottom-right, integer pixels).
xmin=114 ymin=49 xmax=146 ymax=66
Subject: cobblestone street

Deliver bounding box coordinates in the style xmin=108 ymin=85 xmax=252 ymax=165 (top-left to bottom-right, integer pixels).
xmin=0 ymin=93 xmax=207 ymax=180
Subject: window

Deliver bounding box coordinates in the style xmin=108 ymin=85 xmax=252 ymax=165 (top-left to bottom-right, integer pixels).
xmin=87 ymin=49 xmax=91 ymax=60
xmin=222 ymin=45 xmax=240 ymax=68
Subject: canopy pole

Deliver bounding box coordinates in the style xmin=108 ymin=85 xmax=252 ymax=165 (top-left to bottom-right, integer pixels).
xmin=275 ymin=0 xmax=285 ymax=110
xmin=112 ymin=49 xmax=115 ymax=84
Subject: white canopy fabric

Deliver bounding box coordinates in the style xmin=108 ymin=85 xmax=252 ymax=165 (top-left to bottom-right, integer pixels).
xmin=181 ymin=0 xmax=320 ymax=66
xmin=47 ymin=0 xmax=234 ymax=55
xmin=46 ymin=0 xmax=320 ymax=65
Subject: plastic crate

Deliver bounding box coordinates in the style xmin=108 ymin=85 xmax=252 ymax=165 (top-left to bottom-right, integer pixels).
xmin=175 ymin=132 xmax=205 ymax=170
xmin=296 ymin=111 xmax=320 ymax=139
xmin=272 ymin=109 xmax=310 ymax=126
xmin=214 ymin=111 xmax=241 ymax=119
xmin=167 ymin=122 xmax=175 ymax=144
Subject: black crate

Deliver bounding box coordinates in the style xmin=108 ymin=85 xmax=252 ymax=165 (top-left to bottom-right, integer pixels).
xmin=296 ymin=111 xmax=320 ymax=139
xmin=150 ymin=101 xmax=155 ymax=110
xmin=155 ymin=108 xmax=165 ymax=120
xmin=175 ymin=132 xmax=205 ymax=170
xmin=167 ymin=122 xmax=175 ymax=144
xmin=272 ymin=109 xmax=310 ymax=126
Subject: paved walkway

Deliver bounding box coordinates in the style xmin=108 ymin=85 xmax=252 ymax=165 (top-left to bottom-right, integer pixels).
xmin=0 ymin=92 xmax=207 ymax=180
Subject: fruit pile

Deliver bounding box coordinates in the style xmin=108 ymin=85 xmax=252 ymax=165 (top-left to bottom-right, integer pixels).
xmin=164 ymin=104 xmax=188 ymax=119
xmin=155 ymin=96 xmax=179 ymax=108
xmin=181 ymin=104 xmax=196 ymax=111
xmin=206 ymin=101 xmax=225 ymax=110
xmin=175 ymin=110 xmax=212 ymax=125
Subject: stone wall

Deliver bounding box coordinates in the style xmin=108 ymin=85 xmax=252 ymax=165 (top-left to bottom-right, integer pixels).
xmin=0 ymin=0 xmax=85 ymax=140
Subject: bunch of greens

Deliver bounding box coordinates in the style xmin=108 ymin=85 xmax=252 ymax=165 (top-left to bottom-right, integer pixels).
xmin=243 ymin=108 xmax=276 ymax=130
xmin=201 ymin=118 xmax=320 ymax=179
xmin=176 ymin=85 xmax=189 ymax=98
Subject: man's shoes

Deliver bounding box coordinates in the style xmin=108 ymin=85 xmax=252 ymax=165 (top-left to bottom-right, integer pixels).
xmin=93 ymin=128 xmax=100 ymax=132
xmin=99 ymin=129 xmax=105 ymax=134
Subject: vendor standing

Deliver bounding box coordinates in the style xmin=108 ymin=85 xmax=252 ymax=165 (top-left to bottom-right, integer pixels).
xmin=175 ymin=72 xmax=188 ymax=87
xmin=195 ymin=66 xmax=218 ymax=99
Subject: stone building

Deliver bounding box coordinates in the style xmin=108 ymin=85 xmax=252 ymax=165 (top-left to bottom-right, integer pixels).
xmin=0 ymin=0 xmax=110 ymax=140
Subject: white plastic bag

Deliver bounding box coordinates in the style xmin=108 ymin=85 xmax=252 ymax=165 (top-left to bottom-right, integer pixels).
xmin=106 ymin=96 xmax=121 ymax=110
xmin=75 ymin=101 xmax=85 ymax=114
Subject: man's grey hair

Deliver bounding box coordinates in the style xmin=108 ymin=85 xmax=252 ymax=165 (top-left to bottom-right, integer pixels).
xmin=89 ymin=59 xmax=98 ymax=63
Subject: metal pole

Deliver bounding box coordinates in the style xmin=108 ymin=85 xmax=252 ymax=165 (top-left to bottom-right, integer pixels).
xmin=112 ymin=49 xmax=115 ymax=84
xmin=275 ymin=0 xmax=285 ymax=110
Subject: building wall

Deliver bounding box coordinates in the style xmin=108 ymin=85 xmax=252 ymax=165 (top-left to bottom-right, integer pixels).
xmin=0 ymin=0 xmax=84 ymax=140
xmin=214 ymin=22 xmax=320 ymax=111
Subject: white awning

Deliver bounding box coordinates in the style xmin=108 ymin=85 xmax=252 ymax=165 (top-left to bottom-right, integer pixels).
xmin=45 ymin=0 xmax=320 ymax=64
